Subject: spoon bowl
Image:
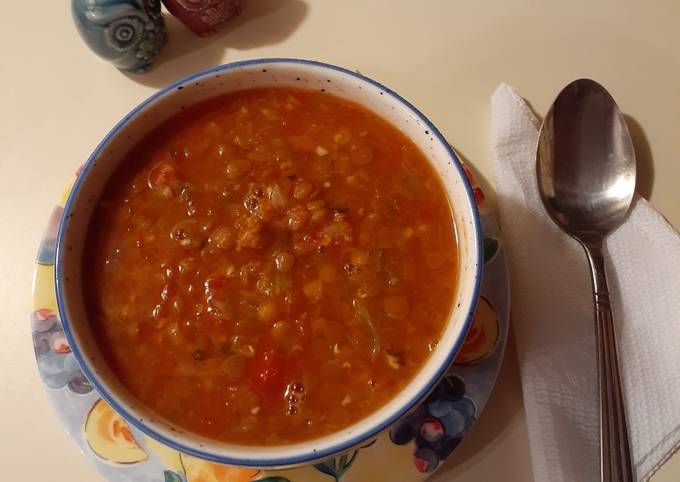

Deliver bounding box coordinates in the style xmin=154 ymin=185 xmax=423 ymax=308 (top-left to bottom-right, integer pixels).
xmin=536 ymin=78 xmax=636 ymax=482
xmin=537 ymin=79 xmax=636 ymax=241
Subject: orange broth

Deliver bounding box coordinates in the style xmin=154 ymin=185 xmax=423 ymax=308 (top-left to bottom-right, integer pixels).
xmin=83 ymin=87 xmax=458 ymax=444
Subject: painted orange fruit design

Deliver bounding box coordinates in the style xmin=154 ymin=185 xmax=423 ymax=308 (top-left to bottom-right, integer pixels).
xmin=84 ymin=399 xmax=148 ymax=464
xmin=455 ymin=296 xmax=499 ymax=365
xmin=182 ymin=455 xmax=260 ymax=482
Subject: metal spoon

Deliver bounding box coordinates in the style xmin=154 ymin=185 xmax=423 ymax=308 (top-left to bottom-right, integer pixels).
xmin=536 ymin=79 xmax=636 ymax=482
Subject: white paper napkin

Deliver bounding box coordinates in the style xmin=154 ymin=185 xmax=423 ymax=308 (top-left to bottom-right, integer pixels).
xmin=490 ymin=83 xmax=680 ymax=482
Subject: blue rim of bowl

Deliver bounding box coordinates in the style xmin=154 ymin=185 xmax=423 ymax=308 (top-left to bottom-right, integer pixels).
xmin=55 ymin=58 xmax=483 ymax=467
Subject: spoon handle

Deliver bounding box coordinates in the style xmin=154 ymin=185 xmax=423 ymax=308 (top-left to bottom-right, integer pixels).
xmin=584 ymin=243 xmax=634 ymax=482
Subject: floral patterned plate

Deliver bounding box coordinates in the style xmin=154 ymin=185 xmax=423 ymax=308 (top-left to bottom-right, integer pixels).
xmin=32 ymin=161 xmax=509 ymax=482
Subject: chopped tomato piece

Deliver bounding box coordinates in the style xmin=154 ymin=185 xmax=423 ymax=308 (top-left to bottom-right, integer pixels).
xmin=147 ymin=162 xmax=177 ymax=197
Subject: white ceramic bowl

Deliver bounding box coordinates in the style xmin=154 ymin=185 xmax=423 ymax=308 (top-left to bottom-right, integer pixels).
xmin=56 ymin=58 xmax=482 ymax=468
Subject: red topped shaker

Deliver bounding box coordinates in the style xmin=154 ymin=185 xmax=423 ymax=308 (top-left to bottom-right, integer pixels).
xmin=162 ymin=0 xmax=242 ymax=36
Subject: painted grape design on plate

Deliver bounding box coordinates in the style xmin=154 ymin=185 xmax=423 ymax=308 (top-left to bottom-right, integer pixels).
xmin=32 ymin=309 xmax=93 ymax=394
xmin=389 ymin=374 xmax=476 ymax=473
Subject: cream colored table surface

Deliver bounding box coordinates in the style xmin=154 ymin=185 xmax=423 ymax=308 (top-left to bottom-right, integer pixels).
xmin=2 ymin=1 xmax=679 ymax=481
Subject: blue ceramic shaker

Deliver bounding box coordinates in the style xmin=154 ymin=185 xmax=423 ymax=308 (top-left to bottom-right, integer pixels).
xmin=72 ymin=0 xmax=166 ymax=73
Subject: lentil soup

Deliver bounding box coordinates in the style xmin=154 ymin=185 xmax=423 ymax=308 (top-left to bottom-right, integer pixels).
xmin=83 ymin=87 xmax=458 ymax=445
